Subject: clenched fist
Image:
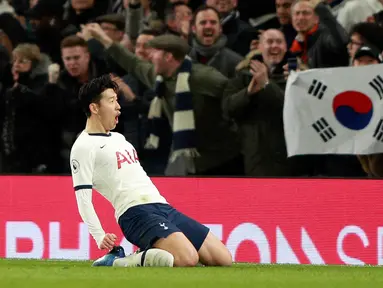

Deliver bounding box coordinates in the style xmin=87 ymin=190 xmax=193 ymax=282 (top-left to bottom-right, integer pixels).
xmin=99 ymin=233 xmax=117 ymax=250
xmin=48 ymin=63 xmax=60 ymax=84
xmin=85 ymin=23 xmax=113 ymax=48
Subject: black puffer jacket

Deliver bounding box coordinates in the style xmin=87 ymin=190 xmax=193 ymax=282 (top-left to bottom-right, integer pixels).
xmin=291 ymin=3 xmax=349 ymax=69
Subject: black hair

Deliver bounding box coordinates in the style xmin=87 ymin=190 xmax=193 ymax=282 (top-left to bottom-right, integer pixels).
xmin=165 ymin=1 xmax=192 ymax=20
xmin=192 ymin=5 xmax=220 ymax=25
xmin=169 ymin=1 xmax=191 ymax=10
xmin=350 ymin=22 xmax=383 ymax=51
xmin=78 ymin=74 xmax=119 ymax=118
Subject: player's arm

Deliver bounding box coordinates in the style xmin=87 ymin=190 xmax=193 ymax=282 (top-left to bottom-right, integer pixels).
xmin=70 ymin=145 xmax=115 ymax=249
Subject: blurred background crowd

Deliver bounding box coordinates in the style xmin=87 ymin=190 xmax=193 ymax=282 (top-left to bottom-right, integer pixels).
xmin=0 ymin=0 xmax=382 ymax=177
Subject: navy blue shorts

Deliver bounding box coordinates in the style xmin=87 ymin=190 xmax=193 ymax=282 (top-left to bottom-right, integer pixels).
xmin=118 ymin=203 xmax=209 ymax=251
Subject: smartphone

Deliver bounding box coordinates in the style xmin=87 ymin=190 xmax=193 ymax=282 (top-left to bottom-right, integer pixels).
xmin=252 ymin=53 xmax=264 ymax=63
xmin=287 ymin=57 xmax=298 ymax=72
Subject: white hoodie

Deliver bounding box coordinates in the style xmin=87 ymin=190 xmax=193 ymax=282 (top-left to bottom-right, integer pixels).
xmin=0 ymin=0 xmax=14 ymax=16
xmin=337 ymin=0 xmax=383 ymax=33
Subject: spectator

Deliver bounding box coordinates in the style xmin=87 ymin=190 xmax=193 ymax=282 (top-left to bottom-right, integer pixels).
xmin=289 ymin=0 xmax=349 ymax=68
xmin=206 ymin=0 xmax=253 ymax=56
xmin=0 ymin=12 xmax=28 ymax=55
xmin=275 ymin=0 xmax=296 ymax=48
xmin=287 ymin=0 xmax=367 ymax=177
xmin=95 ymin=13 xmax=126 ymax=43
xmin=337 ymin=0 xmax=383 ymax=33
xmin=125 ymin=0 xmax=191 ymax=43
xmin=25 ymin=0 xmax=65 ymax=64
xmin=353 ymin=45 xmax=383 ymax=177
xmin=42 ymin=35 xmax=111 ymax=173
xmin=92 ymin=13 xmax=129 ymax=76
xmin=165 ymin=1 xmax=192 ymax=38
xmin=353 ymin=44 xmax=382 ymax=66
xmin=122 ymin=29 xmax=172 ymax=175
xmin=11 ymin=43 xmax=51 ymax=93
xmin=367 ymin=10 xmax=383 ymax=26
xmin=347 ymin=22 xmax=383 ymax=61
xmin=222 ymin=29 xmax=304 ymax=176
xmin=0 ymin=43 xmax=49 ymax=173
xmin=85 ymin=23 xmax=242 ymax=176
xmin=237 ymin=29 xmax=290 ymax=88
xmin=189 ymin=5 xmax=243 ymax=78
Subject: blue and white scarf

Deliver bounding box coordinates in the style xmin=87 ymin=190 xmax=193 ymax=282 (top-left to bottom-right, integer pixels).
xmin=145 ymin=55 xmax=200 ymax=172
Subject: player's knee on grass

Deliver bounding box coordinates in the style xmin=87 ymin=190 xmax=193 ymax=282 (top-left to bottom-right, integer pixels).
xmin=198 ymin=232 xmax=233 ymax=267
xmin=174 ymin=247 xmax=199 ymax=267
xmin=153 ymin=232 xmax=199 ymax=267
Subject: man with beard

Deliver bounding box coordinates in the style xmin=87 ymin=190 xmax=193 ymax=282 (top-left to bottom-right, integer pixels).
xmin=189 ymin=5 xmax=242 ymax=78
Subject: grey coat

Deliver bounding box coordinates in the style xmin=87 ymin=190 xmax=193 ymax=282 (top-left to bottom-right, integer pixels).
xmin=189 ymin=46 xmax=243 ymax=79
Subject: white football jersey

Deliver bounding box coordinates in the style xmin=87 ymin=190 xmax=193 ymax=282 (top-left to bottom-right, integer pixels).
xmin=70 ymin=131 xmax=167 ymax=221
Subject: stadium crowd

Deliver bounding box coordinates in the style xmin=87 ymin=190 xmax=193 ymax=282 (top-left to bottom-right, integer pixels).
xmin=0 ymin=0 xmax=382 ymax=177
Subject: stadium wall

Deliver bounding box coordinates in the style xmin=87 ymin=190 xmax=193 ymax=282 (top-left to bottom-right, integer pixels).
xmin=0 ymin=176 xmax=382 ymax=265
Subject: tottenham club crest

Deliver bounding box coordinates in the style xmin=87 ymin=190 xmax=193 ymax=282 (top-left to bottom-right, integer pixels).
xmin=72 ymin=159 xmax=80 ymax=174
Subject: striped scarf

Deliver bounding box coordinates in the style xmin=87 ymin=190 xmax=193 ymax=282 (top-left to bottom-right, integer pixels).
xmin=145 ymin=55 xmax=199 ymax=172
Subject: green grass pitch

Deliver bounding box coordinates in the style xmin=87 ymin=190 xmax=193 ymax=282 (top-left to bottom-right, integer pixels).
xmin=1 ymin=259 xmax=383 ymax=287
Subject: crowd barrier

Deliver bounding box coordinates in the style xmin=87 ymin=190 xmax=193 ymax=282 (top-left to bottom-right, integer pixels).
xmin=0 ymin=176 xmax=382 ymax=265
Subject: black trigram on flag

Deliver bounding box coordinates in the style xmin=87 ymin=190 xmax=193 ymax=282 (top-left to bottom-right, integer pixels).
xmin=308 ymin=79 xmax=327 ymax=100
xmin=373 ymin=119 xmax=383 ymax=142
xmin=312 ymin=117 xmax=336 ymax=142
xmin=369 ymin=75 xmax=383 ymax=100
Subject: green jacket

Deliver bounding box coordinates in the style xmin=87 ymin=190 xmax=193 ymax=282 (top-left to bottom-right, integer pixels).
xmin=106 ymin=44 xmax=241 ymax=173
xmin=222 ymin=72 xmax=299 ymax=176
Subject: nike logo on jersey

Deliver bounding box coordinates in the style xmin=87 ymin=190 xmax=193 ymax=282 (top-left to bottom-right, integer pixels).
xmin=100 ymin=145 xmax=106 ymax=149
xmin=159 ymin=223 xmax=168 ymax=230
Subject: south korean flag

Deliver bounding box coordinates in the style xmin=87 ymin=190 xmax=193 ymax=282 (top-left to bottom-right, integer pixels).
xmin=283 ymin=64 xmax=383 ymax=157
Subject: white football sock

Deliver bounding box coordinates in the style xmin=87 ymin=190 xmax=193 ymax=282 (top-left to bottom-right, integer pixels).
xmin=113 ymin=248 xmax=174 ymax=267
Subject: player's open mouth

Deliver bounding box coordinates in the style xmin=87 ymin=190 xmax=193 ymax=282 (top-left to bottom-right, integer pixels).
xmin=115 ymin=116 xmax=119 ymax=124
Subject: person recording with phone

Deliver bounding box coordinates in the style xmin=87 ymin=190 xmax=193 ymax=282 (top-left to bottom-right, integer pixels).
xmin=236 ymin=29 xmax=291 ymax=90
xmin=222 ymin=29 xmax=307 ymax=177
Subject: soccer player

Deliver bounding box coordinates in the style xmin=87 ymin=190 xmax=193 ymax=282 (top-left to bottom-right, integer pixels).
xmin=70 ymin=75 xmax=232 ymax=267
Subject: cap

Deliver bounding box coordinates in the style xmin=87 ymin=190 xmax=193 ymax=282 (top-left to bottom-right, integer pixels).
xmin=95 ymin=14 xmax=125 ymax=31
xmin=354 ymin=45 xmax=383 ymax=63
xmin=145 ymin=34 xmax=190 ymax=59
